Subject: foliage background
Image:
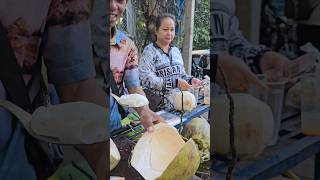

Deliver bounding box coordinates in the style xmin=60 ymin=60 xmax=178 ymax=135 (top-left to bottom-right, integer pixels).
xmin=118 ymin=0 xmax=210 ymax=53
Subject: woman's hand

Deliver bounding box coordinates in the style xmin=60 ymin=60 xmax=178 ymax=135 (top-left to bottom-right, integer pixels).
xmin=138 ymin=107 xmax=165 ymax=132
xmin=259 ymin=51 xmax=291 ymax=82
xmin=191 ymin=78 xmax=203 ymax=87
xmin=177 ymin=78 xmax=191 ymax=91
xmin=216 ymin=55 xmax=267 ymax=92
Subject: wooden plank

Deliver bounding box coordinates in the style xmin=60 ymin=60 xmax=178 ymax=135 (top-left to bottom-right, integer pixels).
xmin=211 ymin=136 xmax=320 ymax=179
xmin=235 ymin=0 xmax=262 ymax=44
xmin=125 ymin=0 xmax=137 ymax=39
xmin=182 ymin=0 xmax=195 ymax=74
xmin=234 ymin=136 xmax=320 ymax=179
xmin=179 ymin=105 xmax=210 ymax=126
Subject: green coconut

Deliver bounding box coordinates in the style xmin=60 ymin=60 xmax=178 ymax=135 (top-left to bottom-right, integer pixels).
xmin=212 ymin=93 xmax=274 ymax=159
xmin=131 ymin=123 xmax=200 ymax=180
xmin=157 ymin=139 xmax=200 ymax=180
xmin=182 ymin=117 xmax=210 ymax=162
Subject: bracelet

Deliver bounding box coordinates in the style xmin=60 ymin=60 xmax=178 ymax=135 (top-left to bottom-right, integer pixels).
xmin=175 ymin=78 xmax=179 ymax=88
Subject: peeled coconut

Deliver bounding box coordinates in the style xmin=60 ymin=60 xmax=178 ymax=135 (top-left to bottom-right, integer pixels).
xmin=212 ymin=93 xmax=274 ymax=159
xmin=182 ymin=117 xmax=210 ymax=162
xmin=0 ymin=100 xmax=107 ymax=144
xmin=172 ymin=91 xmax=197 ymax=112
xmin=118 ymin=94 xmax=149 ymax=107
xmin=131 ymin=123 xmax=200 ymax=180
xmin=110 ymin=138 xmax=121 ymax=171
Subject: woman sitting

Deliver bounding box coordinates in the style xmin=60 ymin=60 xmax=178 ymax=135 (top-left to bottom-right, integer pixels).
xmin=139 ymin=13 xmax=202 ymax=110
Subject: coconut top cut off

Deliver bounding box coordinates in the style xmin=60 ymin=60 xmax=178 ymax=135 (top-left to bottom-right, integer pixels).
xmin=111 ymin=93 xmax=149 ymax=108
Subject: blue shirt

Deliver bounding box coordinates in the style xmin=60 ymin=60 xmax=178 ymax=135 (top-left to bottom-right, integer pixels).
xmin=108 ymin=29 xmax=141 ymax=133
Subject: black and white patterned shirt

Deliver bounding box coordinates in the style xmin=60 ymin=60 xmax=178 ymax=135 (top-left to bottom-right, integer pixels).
xmin=212 ymin=0 xmax=270 ymax=74
xmin=139 ymin=42 xmax=192 ymax=93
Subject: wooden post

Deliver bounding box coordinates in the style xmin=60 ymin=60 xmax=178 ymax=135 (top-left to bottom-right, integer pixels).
xmin=126 ymin=0 xmax=137 ymax=39
xmin=250 ymin=0 xmax=262 ymax=44
xmin=182 ymin=0 xmax=195 ymax=75
xmin=235 ymin=0 xmax=262 ymax=44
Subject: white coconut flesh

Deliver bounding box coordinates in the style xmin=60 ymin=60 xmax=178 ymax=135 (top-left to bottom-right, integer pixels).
xmin=0 ymin=100 xmax=108 ymax=144
xmin=110 ymin=138 xmax=121 ymax=171
xmin=131 ymin=123 xmax=200 ymax=180
xmin=118 ymin=94 xmax=149 ymax=107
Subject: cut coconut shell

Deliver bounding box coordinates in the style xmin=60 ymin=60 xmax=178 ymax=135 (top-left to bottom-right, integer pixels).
xmin=131 ymin=123 xmax=200 ymax=180
xmin=110 ymin=138 xmax=121 ymax=171
xmin=157 ymin=139 xmax=200 ymax=180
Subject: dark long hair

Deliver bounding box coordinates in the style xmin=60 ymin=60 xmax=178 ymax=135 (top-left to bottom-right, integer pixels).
xmin=155 ymin=13 xmax=176 ymax=31
xmin=154 ymin=13 xmax=175 ymax=41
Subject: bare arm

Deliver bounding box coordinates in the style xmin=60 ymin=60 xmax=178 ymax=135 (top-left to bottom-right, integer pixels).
xmin=57 ymin=78 xmax=108 ymax=180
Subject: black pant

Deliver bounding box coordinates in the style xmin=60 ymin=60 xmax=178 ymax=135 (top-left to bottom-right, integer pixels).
xmin=297 ymin=23 xmax=320 ymax=55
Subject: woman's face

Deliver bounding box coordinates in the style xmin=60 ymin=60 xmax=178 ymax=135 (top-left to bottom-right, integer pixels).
xmin=156 ymin=17 xmax=175 ymax=46
xmin=110 ymin=0 xmax=127 ymax=28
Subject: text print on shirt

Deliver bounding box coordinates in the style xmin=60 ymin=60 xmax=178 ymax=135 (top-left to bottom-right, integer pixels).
xmin=212 ymin=10 xmax=229 ymax=51
xmin=155 ymin=64 xmax=182 ymax=77
xmin=155 ymin=64 xmax=183 ymax=89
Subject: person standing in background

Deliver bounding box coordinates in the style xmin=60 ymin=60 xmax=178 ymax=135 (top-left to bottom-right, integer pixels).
xmin=213 ymin=0 xmax=295 ymax=90
xmin=106 ymin=0 xmax=164 ymax=133
xmin=0 ymin=0 xmax=108 ymax=179
xmin=295 ymin=0 xmax=320 ymax=52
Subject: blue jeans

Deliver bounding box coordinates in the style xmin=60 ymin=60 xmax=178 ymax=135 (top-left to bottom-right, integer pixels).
xmin=0 ymin=123 xmax=36 ymax=180
xmin=109 ymin=97 xmax=122 ymax=134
